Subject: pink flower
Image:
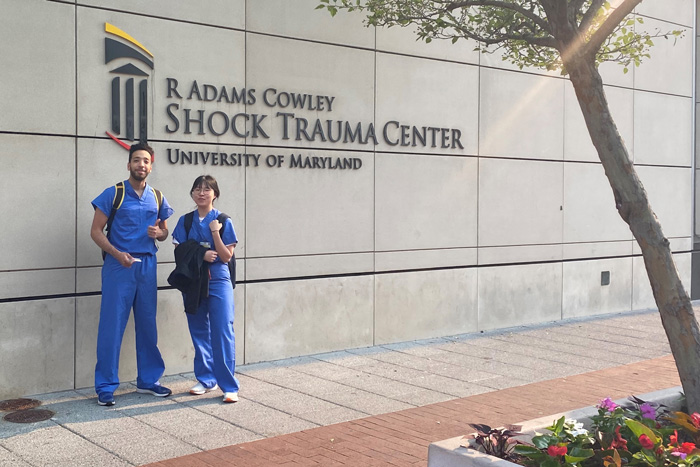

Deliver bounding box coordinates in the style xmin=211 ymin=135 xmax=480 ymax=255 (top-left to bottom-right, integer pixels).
xmin=599 ymin=397 xmax=618 ymax=412
xmin=692 ymin=413 xmax=700 ymax=429
xmin=640 ymin=403 xmax=655 ymax=419
xmin=547 ymin=445 xmax=567 ymax=457
xmin=638 ymin=434 xmax=654 ymax=450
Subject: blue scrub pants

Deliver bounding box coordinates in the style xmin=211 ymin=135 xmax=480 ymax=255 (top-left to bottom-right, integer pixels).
xmin=186 ymin=276 xmax=239 ymax=393
xmin=95 ymin=254 xmax=165 ymax=396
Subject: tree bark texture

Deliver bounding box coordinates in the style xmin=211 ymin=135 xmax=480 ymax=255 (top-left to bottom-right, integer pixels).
xmin=566 ymin=59 xmax=700 ymax=412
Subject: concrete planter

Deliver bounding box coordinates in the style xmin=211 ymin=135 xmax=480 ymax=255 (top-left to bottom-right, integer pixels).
xmin=427 ymin=387 xmax=684 ymax=467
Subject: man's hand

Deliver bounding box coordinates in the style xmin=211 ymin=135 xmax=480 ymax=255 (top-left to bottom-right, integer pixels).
xmin=116 ymin=251 xmax=136 ymax=268
xmin=147 ymin=219 xmax=161 ymax=239
xmin=204 ymin=250 xmax=218 ymax=263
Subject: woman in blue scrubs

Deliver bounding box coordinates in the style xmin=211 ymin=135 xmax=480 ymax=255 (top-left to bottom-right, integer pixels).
xmin=172 ymin=175 xmax=239 ymax=403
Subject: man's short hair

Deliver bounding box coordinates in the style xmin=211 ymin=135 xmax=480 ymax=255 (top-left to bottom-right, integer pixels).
xmin=129 ymin=142 xmax=155 ymax=162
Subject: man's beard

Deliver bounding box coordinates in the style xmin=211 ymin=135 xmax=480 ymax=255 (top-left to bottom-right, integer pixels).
xmin=130 ymin=169 xmax=148 ymax=181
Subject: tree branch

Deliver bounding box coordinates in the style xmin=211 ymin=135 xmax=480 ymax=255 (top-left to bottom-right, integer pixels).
xmin=578 ymin=0 xmax=604 ymax=32
xmin=583 ymin=0 xmax=643 ymax=56
xmin=443 ymin=0 xmax=551 ymax=33
xmin=451 ymin=22 xmax=557 ymax=47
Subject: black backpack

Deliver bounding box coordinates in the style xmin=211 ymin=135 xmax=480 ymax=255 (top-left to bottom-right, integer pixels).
xmin=103 ymin=181 xmax=163 ymax=260
xmin=183 ymin=211 xmax=236 ymax=289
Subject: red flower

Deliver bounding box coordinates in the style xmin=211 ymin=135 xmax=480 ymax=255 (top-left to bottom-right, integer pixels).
xmin=610 ymin=426 xmax=628 ymax=450
xmin=547 ymin=445 xmax=567 ymax=457
xmin=639 ymin=434 xmax=654 ymax=450
xmin=679 ymin=442 xmax=696 ymax=454
xmin=692 ymin=413 xmax=700 ymax=429
xmin=670 ymin=430 xmax=678 ymax=446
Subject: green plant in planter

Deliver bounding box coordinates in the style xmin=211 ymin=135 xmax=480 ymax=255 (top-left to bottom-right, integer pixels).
xmin=514 ymin=396 xmax=700 ymax=466
xmin=515 ymin=417 xmax=595 ymax=466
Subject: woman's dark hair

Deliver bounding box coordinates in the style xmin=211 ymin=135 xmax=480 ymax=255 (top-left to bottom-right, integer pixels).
xmin=190 ymin=175 xmax=220 ymax=200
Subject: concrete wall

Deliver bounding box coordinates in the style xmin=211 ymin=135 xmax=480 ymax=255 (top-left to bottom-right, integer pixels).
xmin=0 ymin=0 xmax=695 ymax=398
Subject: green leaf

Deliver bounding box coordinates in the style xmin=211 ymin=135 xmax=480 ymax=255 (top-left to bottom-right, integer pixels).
xmin=565 ymin=447 xmax=595 ymax=463
xmin=624 ymin=419 xmax=659 ymax=445
xmin=553 ymin=416 xmax=566 ymax=434
xmin=514 ymin=445 xmax=542 ymax=455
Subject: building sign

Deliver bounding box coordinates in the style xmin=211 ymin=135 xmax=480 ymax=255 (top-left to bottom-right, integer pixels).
xmin=105 ymin=23 xmax=465 ymax=170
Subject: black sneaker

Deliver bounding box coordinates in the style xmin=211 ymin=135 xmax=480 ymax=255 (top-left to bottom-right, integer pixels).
xmin=136 ymin=384 xmax=172 ymax=397
xmin=97 ymin=393 xmax=115 ymax=406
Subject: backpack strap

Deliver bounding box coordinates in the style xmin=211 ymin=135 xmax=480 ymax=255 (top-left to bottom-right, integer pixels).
xmin=151 ymin=187 xmax=163 ymax=211
xmin=216 ymin=213 xmax=236 ymax=289
xmin=184 ymin=211 xmax=194 ymax=239
xmin=105 ymin=181 xmax=125 ymax=239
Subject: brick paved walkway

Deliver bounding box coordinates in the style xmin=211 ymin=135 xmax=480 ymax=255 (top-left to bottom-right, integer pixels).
xmin=147 ymin=355 xmax=681 ymax=466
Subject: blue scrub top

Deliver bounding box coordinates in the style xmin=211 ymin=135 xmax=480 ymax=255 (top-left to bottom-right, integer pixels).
xmin=172 ymin=208 xmax=237 ymax=281
xmin=92 ymin=180 xmax=174 ymax=255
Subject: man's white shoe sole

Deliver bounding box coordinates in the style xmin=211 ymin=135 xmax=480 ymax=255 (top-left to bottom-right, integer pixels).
xmin=190 ymin=383 xmax=218 ymax=395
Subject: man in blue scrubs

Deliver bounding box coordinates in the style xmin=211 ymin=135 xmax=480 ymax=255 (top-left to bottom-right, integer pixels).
xmin=90 ymin=143 xmax=174 ymax=406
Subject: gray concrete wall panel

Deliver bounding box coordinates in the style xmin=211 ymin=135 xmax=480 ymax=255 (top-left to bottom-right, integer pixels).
xmin=634 ymin=92 xmax=693 ymax=166
xmin=247 ymin=0 xmax=372 ymax=48
xmin=635 ymin=0 xmax=694 ymax=27
xmin=634 ymin=17 xmax=693 ymax=97
xmin=246 ymin=34 xmax=375 ymax=151
xmin=563 ymin=162 xmax=633 ymax=244
xmin=478 ymin=263 xmax=563 ymax=331
xmin=375 ymin=248 xmax=477 ymax=272
xmin=245 ymin=276 xmax=373 ymax=363
xmin=479 ymin=69 xmax=565 ymax=160
xmin=77 ymin=0 xmax=245 ymax=30
xmin=478 ymin=158 xmax=563 ymax=246
xmin=0 ymin=299 xmax=75 ymax=399
xmin=376 ymin=24 xmax=480 ymax=64
xmin=597 ymin=58 xmax=635 ymax=89
xmin=0 ymin=134 xmax=76 ymax=270
xmin=478 ymin=244 xmax=562 ymax=265
xmin=374 ymin=269 xmax=478 ymax=345
xmin=247 ymin=253 xmax=373 ymax=282
xmin=562 ymin=258 xmax=633 ymax=319
xmin=563 ymin=241 xmax=634 ymax=261
xmin=375 ymin=154 xmax=478 ymax=251
xmin=375 ymin=53 xmax=479 ymax=155
xmin=0 ymin=0 xmax=76 ymax=135
xmin=0 ymin=270 xmax=75 ymax=300
xmin=478 ymin=44 xmax=562 ymax=77
xmin=245 ymin=148 xmax=374 ymax=258
xmin=636 ymin=166 xmax=693 ymax=238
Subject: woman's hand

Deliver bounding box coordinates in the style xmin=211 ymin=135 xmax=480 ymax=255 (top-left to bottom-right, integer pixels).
xmin=204 ymin=250 xmax=218 ymax=263
xmin=209 ymin=219 xmax=222 ymax=234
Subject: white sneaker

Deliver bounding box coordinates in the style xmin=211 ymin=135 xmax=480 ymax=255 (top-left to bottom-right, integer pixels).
xmin=223 ymin=392 xmax=239 ymax=403
xmin=190 ymin=382 xmax=218 ymax=395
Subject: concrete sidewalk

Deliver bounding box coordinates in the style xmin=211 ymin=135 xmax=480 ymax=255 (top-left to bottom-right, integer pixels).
xmin=0 ymin=310 xmax=678 ymax=466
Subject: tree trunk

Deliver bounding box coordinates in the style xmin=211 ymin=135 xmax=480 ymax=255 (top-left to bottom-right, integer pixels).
xmin=566 ymin=58 xmax=700 ymax=412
